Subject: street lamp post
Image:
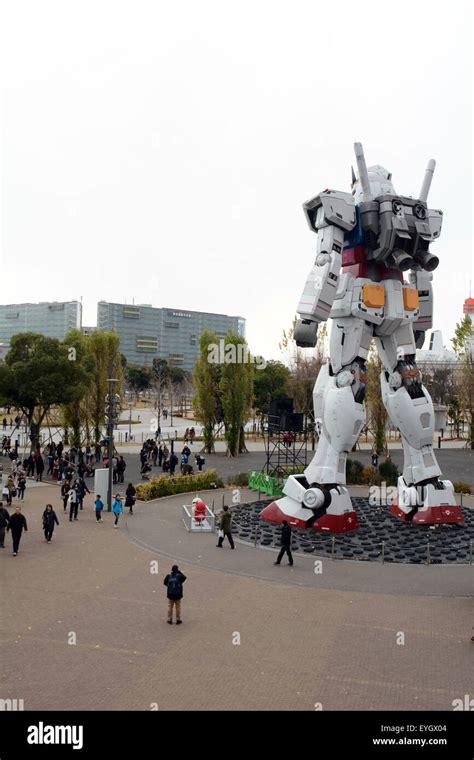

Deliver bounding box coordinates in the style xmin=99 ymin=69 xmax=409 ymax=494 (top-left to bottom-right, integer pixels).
xmin=105 ymin=379 xmax=120 ymax=513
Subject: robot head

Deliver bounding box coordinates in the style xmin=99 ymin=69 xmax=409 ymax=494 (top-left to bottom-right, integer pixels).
xmin=352 ymin=164 xmax=396 ymax=204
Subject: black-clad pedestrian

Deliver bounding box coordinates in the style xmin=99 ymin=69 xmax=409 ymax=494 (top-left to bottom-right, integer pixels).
xmin=7 ymin=505 xmax=28 ymax=556
xmin=274 ymin=520 xmax=293 ymax=566
xmin=42 ymin=504 xmax=59 ymax=543
xmin=0 ymin=502 xmax=10 ymax=548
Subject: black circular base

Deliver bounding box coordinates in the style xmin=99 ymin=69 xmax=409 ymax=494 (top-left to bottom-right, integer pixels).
xmin=231 ymin=498 xmax=474 ymax=565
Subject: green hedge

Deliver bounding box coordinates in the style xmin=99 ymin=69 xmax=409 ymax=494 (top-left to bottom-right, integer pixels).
xmin=452 ymin=481 xmax=472 ymax=494
xmin=227 ymin=472 xmax=249 ymax=487
xmin=378 ymin=460 xmax=400 ymax=486
xmin=346 ymin=459 xmax=364 ymax=484
xmin=135 ymin=469 xmax=224 ymax=501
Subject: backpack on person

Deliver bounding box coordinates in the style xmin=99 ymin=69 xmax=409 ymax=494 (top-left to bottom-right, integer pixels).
xmin=166 ymin=574 xmax=182 ymax=598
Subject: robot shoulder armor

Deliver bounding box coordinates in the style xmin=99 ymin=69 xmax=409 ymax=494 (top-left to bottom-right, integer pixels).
xmin=303 ymin=190 xmax=356 ymax=233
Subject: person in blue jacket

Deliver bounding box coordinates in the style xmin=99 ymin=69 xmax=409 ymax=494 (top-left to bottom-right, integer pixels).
xmin=112 ymin=494 xmax=123 ymax=528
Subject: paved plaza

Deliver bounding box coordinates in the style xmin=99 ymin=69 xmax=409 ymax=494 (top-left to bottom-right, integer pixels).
xmin=1 ymin=481 xmax=473 ymax=711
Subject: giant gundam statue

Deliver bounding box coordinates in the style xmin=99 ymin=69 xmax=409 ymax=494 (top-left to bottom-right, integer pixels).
xmin=261 ymin=143 xmax=463 ymax=532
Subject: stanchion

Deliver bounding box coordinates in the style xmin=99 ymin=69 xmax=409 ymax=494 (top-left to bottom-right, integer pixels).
xmin=426 ymin=542 xmax=431 ymax=565
xmin=381 ymin=541 xmax=385 ymax=563
xmin=470 ymin=540 xmax=473 ymax=565
xmin=331 ymin=536 xmax=336 ymax=560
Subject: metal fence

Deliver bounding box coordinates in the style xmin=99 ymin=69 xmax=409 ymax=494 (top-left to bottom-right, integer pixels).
xmin=182 ymin=503 xmax=216 ymax=533
xmin=247 ymin=522 xmax=474 ymax=565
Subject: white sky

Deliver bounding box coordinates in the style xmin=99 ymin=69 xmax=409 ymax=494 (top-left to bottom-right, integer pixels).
xmin=1 ymin=0 xmax=472 ymax=361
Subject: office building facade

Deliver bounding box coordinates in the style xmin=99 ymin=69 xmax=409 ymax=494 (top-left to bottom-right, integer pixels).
xmin=97 ymin=301 xmax=245 ymax=370
xmin=0 ymin=301 xmax=82 ymax=343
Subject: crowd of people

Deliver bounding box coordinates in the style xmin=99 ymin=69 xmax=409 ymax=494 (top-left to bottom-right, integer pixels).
xmin=0 ymin=434 xmax=140 ymax=556
xmin=139 ymin=433 xmax=205 ymax=479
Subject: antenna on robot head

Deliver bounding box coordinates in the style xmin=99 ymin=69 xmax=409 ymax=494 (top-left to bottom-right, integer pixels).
xmin=353 ymin=142 xmax=372 ymax=201
xmin=419 ymin=159 xmax=436 ymax=203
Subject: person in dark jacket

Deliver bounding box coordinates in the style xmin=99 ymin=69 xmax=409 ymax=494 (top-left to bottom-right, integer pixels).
xmin=117 ymin=456 xmax=126 ymax=483
xmin=35 ymin=454 xmax=45 ymax=482
xmin=61 ymin=481 xmax=71 ymax=512
xmin=42 ymin=504 xmax=59 ymax=542
xmin=125 ymin=483 xmax=136 ymax=515
xmin=274 ymin=520 xmax=293 ymax=566
xmin=75 ymin=478 xmax=90 ymax=510
xmin=7 ymin=505 xmax=28 ymax=555
xmin=0 ymin=502 xmax=10 ymax=548
xmin=169 ymin=452 xmax=178 ymax=475
xmin=17 ymin=474 xmax=26 ymax=500
xmin=216 ymin=505 xmax=234 ymax=549
xmin=163 ymin=564 xmax=187 ymax=624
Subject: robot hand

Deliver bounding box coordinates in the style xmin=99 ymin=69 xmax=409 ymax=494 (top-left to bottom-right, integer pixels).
xmin=294 ymin=318 xmax=318 ymax=348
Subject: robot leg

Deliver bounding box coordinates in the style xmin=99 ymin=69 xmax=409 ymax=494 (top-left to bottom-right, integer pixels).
xmin=261 ymin=317 xmax=371 ymax=532
xmin=376 ymin=331 xmax=462 ymax=525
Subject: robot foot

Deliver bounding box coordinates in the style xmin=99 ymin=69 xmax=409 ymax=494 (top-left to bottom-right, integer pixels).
xmin=390 ymin=476 xmax=463 ymax=525
xmin=260 ymin=475 xmax=359 ymax=533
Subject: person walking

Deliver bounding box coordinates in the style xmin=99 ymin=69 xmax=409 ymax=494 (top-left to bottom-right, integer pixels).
xmin=42 ymin=504 xmax=59 ymax=543
xmin=117 ymin=456 xmax=126 ymax=483
xmin=5 ymin=475 xmax=15 ymax=505
xmin=61 ymin=481 xmax=71 ymax=512
xmin=0 ymin=502 xmax=10 ymax=548
xmin=35 ymin=454 xmax=45 ymax=482
xmin=163 ymin=564 xmax=187 ymax=625
xmin=94 ymin=495 xmax=104 ymax=522
xmin=17 ymin=473 xmax=26 ymax=500
xmin=125 ymin=483 xmax=136 ymax=515
xmin=169 ymin=451 xmax=178 ymax=475
xmin=216 ymin=505 xmax=235 ymax=549
xmin=274 ymin=520 xmax=293 ymax=566
xmin=7 ymin=505 xmax=28 ymax=556
xmin=112 ymin=494 xmax=123 ymax=528
xmin=68 ymin=485 xmax=79 ymax=521
xmin=2 ymin=483 xmax=11 ymax=506
xmin=75 ymin=478 xmax=90 ymax=510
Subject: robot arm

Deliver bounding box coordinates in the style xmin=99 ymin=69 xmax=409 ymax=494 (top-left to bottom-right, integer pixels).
xmin=294 ymin=190 xmax=355 ymax=348
xmin=409 ymin=269 xmax=433 ymax=348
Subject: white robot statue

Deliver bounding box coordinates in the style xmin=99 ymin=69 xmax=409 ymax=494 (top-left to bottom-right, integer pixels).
xmin=261 ymin=143 xmax=463 ymax=532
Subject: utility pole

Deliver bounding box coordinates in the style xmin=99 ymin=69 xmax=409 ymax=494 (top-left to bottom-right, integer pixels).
xmin=105 ymin=379 xmax=120 ymax=512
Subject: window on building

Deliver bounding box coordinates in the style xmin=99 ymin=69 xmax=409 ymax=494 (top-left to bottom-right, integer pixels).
xmin=136 ymin=336 xmax=158 ymax=352
xmin=164 ymin=321 xmax=179 ymax=329
xmin=168 ymin=353 xmax=184 ymax=366
xmin=189 ymin=334 xmax=197 ymax=345
xmin=123 ymin=307 xmax=140 ymax=319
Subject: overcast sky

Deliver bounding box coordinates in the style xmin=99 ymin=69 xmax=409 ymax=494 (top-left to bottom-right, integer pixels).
xmin=1 ymin=0 xmax=472 ymax=361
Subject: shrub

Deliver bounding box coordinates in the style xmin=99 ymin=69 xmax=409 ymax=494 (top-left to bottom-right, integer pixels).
xmin=135 ymin=469 xmax=224 ymax=501
xmin=227 ymin=472 xmax=248 ymax=487
xmin=452 ymin=481 xmax=472 ymax=494
xmin=346 ymin=459 xmax=364 ymax=484
xmin=378 ymin=460 xmax=400 ymax=486
xmin=360 ymin=465 xmax=382 ymax=485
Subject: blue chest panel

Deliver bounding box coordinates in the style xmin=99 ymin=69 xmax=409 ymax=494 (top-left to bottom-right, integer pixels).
xmin=343 ymin=206 xmax=365 ymax=249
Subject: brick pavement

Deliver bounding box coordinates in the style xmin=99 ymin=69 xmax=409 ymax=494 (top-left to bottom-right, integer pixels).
xmin=0 ymin=482 xmax=472 ymax=711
